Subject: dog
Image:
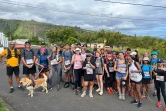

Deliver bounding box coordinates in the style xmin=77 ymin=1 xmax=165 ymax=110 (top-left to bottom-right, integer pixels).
xmin=20 ymin=74 xmax=48 ymax=97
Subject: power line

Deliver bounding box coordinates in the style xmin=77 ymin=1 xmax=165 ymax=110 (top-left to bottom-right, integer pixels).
xmin=95 ymin=0 xmax=166 ymax=9
xmin=0 ymin=0 xmax=166 ymax=23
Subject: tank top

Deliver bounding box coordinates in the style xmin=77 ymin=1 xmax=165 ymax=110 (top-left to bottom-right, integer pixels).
xmin=117 ymin=60 xmax=127 ymax=74
xmin=129 ymin=61 xmax=142 ymax=82
xmin=74 ymin=55 xmax=82 ymax=69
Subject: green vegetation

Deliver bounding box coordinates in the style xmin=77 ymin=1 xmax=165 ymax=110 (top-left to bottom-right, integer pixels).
xmin=0 ymin=99 xmax=7 ymax=111
xmin=0 ymin=18 xmax=165 ymax=59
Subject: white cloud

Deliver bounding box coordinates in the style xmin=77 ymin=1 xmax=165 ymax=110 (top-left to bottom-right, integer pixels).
xmin=113 ymin=22 xmax=136 ymax=29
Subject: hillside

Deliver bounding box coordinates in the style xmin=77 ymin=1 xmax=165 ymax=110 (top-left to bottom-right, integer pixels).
xmin=0 ymin=18 xmax=85 ymax=39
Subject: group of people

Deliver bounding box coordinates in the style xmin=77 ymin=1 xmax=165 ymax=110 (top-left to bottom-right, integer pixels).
xmin=0 ymin=40 xmax=166 ymax=110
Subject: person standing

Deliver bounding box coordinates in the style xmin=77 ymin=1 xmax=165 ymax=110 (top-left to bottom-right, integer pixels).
xmin=62 ymin=44 xmax=74 ymax=88
xmin=0 ymin=41 xmax=23 ymax=93
xmin=81 ymin=54 xmax=96 ymax=98
xmin=48 ymin=47 xmax=62 ymax=91
xmin=95 ymin=51 xmax=104 ymax=95
xmin=71 ymin=48 xmax=83 ymax=95
xmin=153 ymin=59 xmax=166 ymax=111
xmin=21 ymin=41 xmax=36 ymax=79
xmin=36 ymin=42 xmax=49 ymax=56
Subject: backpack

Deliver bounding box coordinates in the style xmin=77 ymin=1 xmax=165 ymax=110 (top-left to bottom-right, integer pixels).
xmin=7 ymin=48 xmax=18 ymax=59
xmin=133 ymin=62 xmax=144 ymax=77
xmin=95 ymin=57 xmax=104 ymax=67
xmin=23 ymin=49 xmax=34 ymax=58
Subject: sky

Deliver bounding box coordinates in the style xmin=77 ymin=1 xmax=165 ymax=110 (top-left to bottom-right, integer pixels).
xmin=0 ymin=0 xmax=166 ymax=38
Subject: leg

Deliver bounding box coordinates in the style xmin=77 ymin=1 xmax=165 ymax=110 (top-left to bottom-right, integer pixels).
xmin=96 ymin=75 xmax=100 ymax=91
xmin=31 ymin=74 xmax=35 ymax=80
xmin=26 ymin=74 xmax=30 ymax=79
xmin=74 ymin=69 xmax=79 ymax=89
xmin=136 ymin=83 xmax=142 ymax=102
xmin=142 ymin=84 xmax=146 ymax=96
xmin=155 ymin=81 xmax=161 ymax=102
xmin=160 ymin=82 xmax=166 ymax=106
xmin=99 ymin=75 xmax=103 ymax=92
xmin=77 ymin=69 xmax=82 ymax=88
xmin=81 ymin=81 xmax=88 ymax=97
xmin=48 ymin=66 xmax=55 ymax=88
xmin=89 ymin=81 xmax=94 ymax=97
xmin=146 ymin=84 xmax=150 ymax=97
xmin=8 ymin=75 xmax=13 ymax=87
xmin=132 ymin=83 xmax=137 ymax=101
xmin=116 ymin=79 xmax=121 ymax=93
xmin=15 ymin=74 xmax=21 ymax=86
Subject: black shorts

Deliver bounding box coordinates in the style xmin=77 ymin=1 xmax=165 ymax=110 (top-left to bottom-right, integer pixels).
xmin=7 ymin=66 xmax=19 ymax=76
xmin=142 ymin=78 xmax=151 ymax=84
xmin=84 ymin=74 xmax=95 ymax=81
xmin=23 ymin=65 xmax=36 ymax=75
xmin=130 ymin=80 xmax=142 ymax=84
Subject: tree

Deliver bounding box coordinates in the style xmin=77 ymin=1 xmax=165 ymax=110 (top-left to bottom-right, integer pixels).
xmin=66 ymin=37 xmax=78 ymax=45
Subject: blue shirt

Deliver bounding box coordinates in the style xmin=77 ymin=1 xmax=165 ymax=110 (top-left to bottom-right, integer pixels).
xmin=150 ymin=58 xmax=158 ymax=69
xmin=62 ymin=51 xmax=73 ymax=67
xmin=38 ymin=54 xmax=48 ymax=68
xmin=141 ymin=64 xmax=152 ymax=78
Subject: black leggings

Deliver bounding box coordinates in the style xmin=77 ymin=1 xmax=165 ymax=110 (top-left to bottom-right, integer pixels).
xmin=106 ymin=72 xmax=114 ymax=88
xmin=74 ymin=69 xmax=82 ymax=89
xmin=155 ymin=80 xmax=166 ymax=104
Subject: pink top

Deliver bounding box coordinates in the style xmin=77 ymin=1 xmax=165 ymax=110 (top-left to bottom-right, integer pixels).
xmin=74 ymin=55 xmax=82 ymax=69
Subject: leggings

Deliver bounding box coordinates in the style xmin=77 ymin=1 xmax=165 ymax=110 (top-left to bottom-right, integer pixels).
xmin=155 ymin=80 xmax=166 ymax=104
xmin=106 ymin=72 xmax=114 ymax=88
xmin=48 ymin=64 xmax=61 ymax=88
xmin=74 ymin=69 xmax=82 ymax=89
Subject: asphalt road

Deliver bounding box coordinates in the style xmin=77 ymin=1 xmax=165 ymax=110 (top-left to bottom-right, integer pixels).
xmin=0 ymin=64 xmax=164 ymax=111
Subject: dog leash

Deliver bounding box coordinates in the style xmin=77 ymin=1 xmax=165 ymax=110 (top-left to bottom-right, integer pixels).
xmin=34 ymin=67 xmax=44 ymax=80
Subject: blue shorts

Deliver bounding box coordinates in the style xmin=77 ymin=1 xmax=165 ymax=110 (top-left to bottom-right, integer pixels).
xmin=116 ymin=73 xmax=126 ymax=79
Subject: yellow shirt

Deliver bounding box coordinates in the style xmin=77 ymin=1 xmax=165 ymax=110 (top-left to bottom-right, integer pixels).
xmin=1 ymin=49 xmax=20 ymax=67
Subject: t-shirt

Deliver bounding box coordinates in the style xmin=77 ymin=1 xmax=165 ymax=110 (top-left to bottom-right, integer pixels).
xmin=1 ymin=49 xmax=20 ymax=67
xmin=21 ymin=49 xmax=35 ymax=65
xmin=154 ymin=68 xmax=166 ymax=81
xmin=83 ymin=60 xmax=96 ymax=75
xmin=62 ymin=51 xmax=73 ymax=67
xmin=38 ymin=54 xmax=48 ymax=68
xmin=141 ymin=64 xmax=152 ymax=79
xmin=150 ymin=58 xmax=158 ymax=69
xmin=95 ymin=57 xmax=104 ymax=74
xmin=104 ymin=58 xmax=114 ymax=72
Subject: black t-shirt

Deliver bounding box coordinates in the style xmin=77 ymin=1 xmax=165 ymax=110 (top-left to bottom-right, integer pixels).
xmin=83 ymin=59 xmax=96 ymax=75
xmin=104 ymin=58 xmax=114 ymax=72
xmin=154 ymin=68 xmax=166 ymax=76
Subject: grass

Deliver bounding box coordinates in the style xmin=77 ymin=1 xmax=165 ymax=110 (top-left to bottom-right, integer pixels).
xmin=0 ymin=98 xmax=7 ymax=111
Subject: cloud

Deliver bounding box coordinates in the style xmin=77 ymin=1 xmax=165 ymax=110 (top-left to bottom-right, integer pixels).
xmin=0 ymin=0 xmax=165 ymax=38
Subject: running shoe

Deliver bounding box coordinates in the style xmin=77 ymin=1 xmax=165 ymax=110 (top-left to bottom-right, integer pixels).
xmin=164 ymin=108 xmax=166 ymax=111
xmin=81 ymin=92 xmax=86 ymax=97
xmin=118 ymin=94 xmax=122 ymax=100
xmin=48 ymin=87 xmax=52 ymax=92
xmin=122 ymin=94 xmax=125 ymax=100
xmin=18 ymin=86 xmax=25 ymax=90
xmin=130 ymin=100 xmax=138 ymax=104
xmin=107 ymin=89 xmax=111 ymax=94
xmin=137 ymin=102 xmax=142 ymax=108
xmin=99 ymin=91 xmax=103 ymax=96
xmin=9 ymin=88 xmax=14 ymax=93
xmin=156 ymin=102 xmax=161 ymax=107
xmin=64 ymin=82 xmax=69 ymax=88
xmin=89 ymin=93 xmax=93 ymax=98
xmin=126 ymin=91 xmax=130 ymax=95
xmin=96 ymin=88 xmax=101 ymax=92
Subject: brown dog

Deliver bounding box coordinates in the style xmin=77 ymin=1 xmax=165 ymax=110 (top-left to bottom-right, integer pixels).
xmin=20 ymin=74 xmax=48 ymax=97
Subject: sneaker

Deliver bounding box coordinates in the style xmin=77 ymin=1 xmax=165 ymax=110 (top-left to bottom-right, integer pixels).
xmin=110 ymin=88 xmax=114 ymax=93
xmin=164 ymin=108 xmax=166 ymax=111
xmin=99 ymin=91 xmax=103 ymax=96
xmin=9 ymin=88 xmax=14 ymax=93
xmin=126 ymin=91 xmax=130 ymax=95
xmin=74 ymin=90 xmax=78 ymax=95
xmin=156 ymin=102 xmax=161 ymax=107
xmin=137 ymin=102 xmax=142 ymax=108
xmin=130 ymin=100 xmax=138 ymax=104
xmin=64 ymin=82 xmax=69 ymax=88
xmin=81 ymin=92 xmax=86 ymax=97
xmin=118 ymin=94 xmax=122 ymax=100
xmin=107 ymin=89 xmax=111 ymax=94
xmin=18 ymin=86 xmax=25 ymax=90
xmin=48 ymin=87 xmax=52 ymax=92
xmin=89 ymin=93 xmax=93 ymax=98
xmin=122 ymin=94 xmax=125 ymax=100
xmin=96 ymin=88 xmax=100 ymax=92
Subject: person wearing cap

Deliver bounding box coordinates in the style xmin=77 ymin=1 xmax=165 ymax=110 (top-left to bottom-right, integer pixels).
xmin=21 ymin=41 xmax=36 ymax=79
xmin=130 ymin=51 xmax=140 ymax=62
xmin=81 ymin=54 xmax=96 ymax=98
xmin=104 ymin=51 xmax=115 ymax=94
xmin=153 ymin=59 xmax=166 ymax=111
xmin=36 ymin=42 xmax=49 ymax=56
xmin=150 ymin=51 xmax=159 ymax=96
xmin=76 ymin=42 xmax=81 ymax=49
xmin=141 ymin=57 xmax=153 ymax=98
xmin=62 ymin=44 xmax=74 ymax=89
xmin=71 ymin=48 xmax=83 ymax=95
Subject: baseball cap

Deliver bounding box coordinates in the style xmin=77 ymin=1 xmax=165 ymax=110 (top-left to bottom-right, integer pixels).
xmin=76 ymin=42 xmax=81 ymax=46
xmin=86 ymin=54 xmax=91 ymax=57
xmin=75 ymin=48 xmax=81 ymax=51
xmin=25 ymin=41 xmax=30 ymax=44
xmin=107 ymin=51 xmax=112 ymax=54
xmin=142 ymin=57 xmax=149 ymax=61
xmin=158 ymin=59 xmax=164 ymax=63
xmin=41 ymin=42 xmax=45 ymax=45
xmin=130 ymin=51 xmax=137 ymax=56
xmin=126 ymin=48 xmax=131 ymax=51
xmin=151 ymin=51 xmax=158 ymax=55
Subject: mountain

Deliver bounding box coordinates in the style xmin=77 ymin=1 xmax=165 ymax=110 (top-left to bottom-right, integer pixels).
xmin=0 ymin=18 xmax=85 ymax=39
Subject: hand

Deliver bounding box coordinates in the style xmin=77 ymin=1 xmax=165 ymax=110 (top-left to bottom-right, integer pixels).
xmin=116 ymin=69 xmax=121 ymax=73
xmin=107 ymin=73 xmax=110 ymax=78
xmin=104 ymin=39 xmax=107 ymax=43
xmin=130 ymin=70 xmax=134 ymax=73
xmin=4 ymin=64 xmax=10 ymax=67
xmin=123 ymin=76 xmax=127 ymax=80
xmin=88 ymin=61 xmax=90 ymax=64
xmin=40 ymin=65 xmax=44 ymax=68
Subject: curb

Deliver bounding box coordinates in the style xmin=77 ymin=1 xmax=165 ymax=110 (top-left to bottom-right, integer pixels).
xmin=0 ymin=98 xmax=14 ymax=111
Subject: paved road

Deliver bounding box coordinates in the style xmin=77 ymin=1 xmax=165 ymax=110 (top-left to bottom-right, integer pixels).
xmin=0 ymin=64 xmax=163 ymax=111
